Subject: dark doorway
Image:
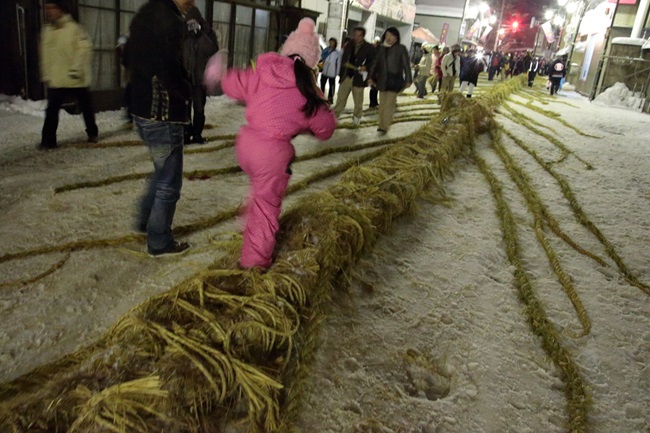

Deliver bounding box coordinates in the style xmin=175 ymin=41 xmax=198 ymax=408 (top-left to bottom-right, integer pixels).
xmin=1 ymin=0 xmax=44 ymax=100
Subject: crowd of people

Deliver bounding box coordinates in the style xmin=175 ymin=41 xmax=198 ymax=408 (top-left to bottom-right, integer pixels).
xmin=37 ymin=0 xmax=567 ymax=269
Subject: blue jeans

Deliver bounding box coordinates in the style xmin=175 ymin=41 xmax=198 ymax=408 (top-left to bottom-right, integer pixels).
xmin=134 ymin=117 xmax=184 ymax=251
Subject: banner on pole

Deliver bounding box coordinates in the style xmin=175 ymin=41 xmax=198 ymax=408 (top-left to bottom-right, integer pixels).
xmin=466 ymin=19 xmax=481 ymax=39
xmin=541 ymin=20 xmax=555 ymax=44
xmin=440 ymin=23 xmax=449 ymax=45
xmin=480 ymin=25 xmax=493 ymax=41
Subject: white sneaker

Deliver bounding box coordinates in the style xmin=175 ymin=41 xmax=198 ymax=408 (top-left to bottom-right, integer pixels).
xmin=353 ymin=116 xmax=361 ymax=125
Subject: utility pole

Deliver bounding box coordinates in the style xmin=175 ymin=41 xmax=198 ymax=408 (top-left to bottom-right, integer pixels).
xmin=493 ymin=0 xmax=506 ymax=52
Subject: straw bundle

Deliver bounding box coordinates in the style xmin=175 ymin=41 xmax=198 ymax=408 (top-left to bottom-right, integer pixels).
xmin=0 ymin=78 xmax=526 ymax=433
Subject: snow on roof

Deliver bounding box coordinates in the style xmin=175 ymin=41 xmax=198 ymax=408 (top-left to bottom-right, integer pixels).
xmin=611 ymin=37 xmax=646 ymax=46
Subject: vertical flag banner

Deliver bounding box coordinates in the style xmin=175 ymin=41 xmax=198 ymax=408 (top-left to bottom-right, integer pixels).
xmin=440 ymin=23 xmax=449 ymax=45
xmin=466 ymin=19 xmax=481 ymax=39
xmin=480 ymin=25 xmax=493 ymax=41
xmin=541 ymin=20 xmax=555 ymax=44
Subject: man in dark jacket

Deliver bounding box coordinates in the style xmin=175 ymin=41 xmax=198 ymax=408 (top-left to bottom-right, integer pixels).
xmin=332 ymin=27 xmax=376 ymax=125
xmin=527 ymin=56 xmax=540 ymax=87
xmin=183 ymin=6 xmax=218 ymax=144
xmin=127 ymin=0 xmax=194 ymax=257
xmin=549 ymin=56 xmax=566 ymax=95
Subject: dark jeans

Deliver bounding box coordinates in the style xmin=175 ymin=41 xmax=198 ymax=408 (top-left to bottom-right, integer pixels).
xmin=124 ymin=82 xmax=132 ymax=121
xmin=488 ymin=66 xmax=499 ymax=80
xmin=320 ymin=75 xmax=336 ymax=102
xmin=528 ymin=71 xmax=537 ymax=87
xmin=134 ymin=117 xmax=184 ymax=252
xmin=369 ymin=86 xmax=378 ymax=107
xmin=414 ymin=75 xmax=429 ymax=98
xmin=188 ymin=85 xmax=207 ymax=139
xmin=41 ymin=87 xmax=98 ymax=148
xmin=550 ymin=77 xmax=562 ymax=95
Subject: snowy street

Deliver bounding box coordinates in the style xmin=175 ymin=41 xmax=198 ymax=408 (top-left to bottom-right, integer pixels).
xmin=0 ymin=79 xmax=649 ymax=432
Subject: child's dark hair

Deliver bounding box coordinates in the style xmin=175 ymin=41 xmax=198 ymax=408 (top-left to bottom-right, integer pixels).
xmin=289 ymin=55 xmax=328 ymax=118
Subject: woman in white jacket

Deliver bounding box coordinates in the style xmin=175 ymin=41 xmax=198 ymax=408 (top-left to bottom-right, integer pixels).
xmin=440 ymin=46 xmax=461 ymax=94
xmin=320 ymin=38 xmax=341 ymax=104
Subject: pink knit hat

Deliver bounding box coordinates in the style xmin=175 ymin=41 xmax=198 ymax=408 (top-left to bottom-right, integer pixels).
xmin=280 ymin=18 xmax=321 ymax=69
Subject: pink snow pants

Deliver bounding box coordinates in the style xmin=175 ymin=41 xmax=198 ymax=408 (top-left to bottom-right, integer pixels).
xmin=236 ymin=128 xmax=294 ymax=269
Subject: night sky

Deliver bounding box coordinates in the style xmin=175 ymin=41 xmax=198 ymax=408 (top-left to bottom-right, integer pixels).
xmin=503 ymin=0 xmax=554 ymax=27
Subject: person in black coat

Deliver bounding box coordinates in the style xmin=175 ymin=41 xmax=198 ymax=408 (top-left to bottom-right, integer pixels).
xmin=527 ymin=56 xmax=540 ymax=87
xmin=549 ymin=57 xmax=566 ymax=95
xmin=183 ymin=6 xmax=219 ymax=144
xmin=127 ymin=0 xmax=194 ymax=257
xmin=368 ymin=27 xmax=412 ymax=133
xmin=458 ymin=49 xmax=483 ymax=98
xmin=332 ymin=26 xmax=376 ymax=124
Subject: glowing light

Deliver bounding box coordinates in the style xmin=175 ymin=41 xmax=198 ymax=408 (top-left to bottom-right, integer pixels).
xmin=480 ymin=2 xmax=490 ymax=13
xmin=489 ymin=15 xmax=497 ymax=24
xmin=545 ymin=10 xmax=555 ymax=20
xmin=553 ymin=15 xmax=565 ymax=26
xmin=557 ymin=0 xmax=568 ymax=6
xmin=498 ymin=28 xmax=505 ymax=35
xmin=512 ymin=21 xmax=519 ymax=29
xmin=566 ymin=2 xmax=578 ymax=13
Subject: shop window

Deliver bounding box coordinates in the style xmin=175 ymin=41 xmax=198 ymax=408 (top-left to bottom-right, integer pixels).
xmin=253 ymin=9 xmax=270 ymax=59
xmin=79 ymin=3 xmax=117 ymax=90
xmin=234 ymin=5 xmax=253 ymax=68
xmin=213 ymin=2 xmax=231 ymax=54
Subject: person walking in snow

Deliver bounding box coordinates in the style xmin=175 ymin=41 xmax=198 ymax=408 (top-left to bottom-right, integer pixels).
xmin=368 ymin=27 xmax=412 ymax=133
xmin=183 ymin=6 xmax=219 ymax=144
xmin=413 ymin=43 xmax=433 ymax=99
xmin=440 ymin=46 xmax=461 ymax=94
xmin=528 ymin=56 xmax=540 ymax=87
xmin=39 ymin=0 xmax=98 ymax=149
xmin=549 ymin=57 xmax=566 ymax=95
xmin=458 ymin=49 xmax=484 ymax=98
xmin=434 ymin=46 xmax=447 ymax=93
xmin=128 ymin=0 xmax=195 ymax=257
xmin=368 ymin=36 xmax=381 ymax=108
xmin=427 ymin=45 xmax=441 ymax=94
xmin=332 ymin=26 xmax=376 ymax=125
xmin=203 ymin=18 xmax=337 ymax=270
xmin=320 ymin=38 xmax=341 ymax=104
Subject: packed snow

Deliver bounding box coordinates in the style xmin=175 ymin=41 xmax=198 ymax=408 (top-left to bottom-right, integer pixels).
xmin=0 ymin=80 xmax=648 ymax=433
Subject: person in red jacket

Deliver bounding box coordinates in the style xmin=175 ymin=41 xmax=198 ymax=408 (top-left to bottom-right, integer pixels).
xmin=434 ymin=46 xmax=447 ymax=94
xmin=204 ymin=18 xmax=337 ymax=269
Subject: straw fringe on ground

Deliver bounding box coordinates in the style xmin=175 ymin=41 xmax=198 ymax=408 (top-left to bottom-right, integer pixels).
xmin=3 ymin=78 xmax=627 ymax=433
xmin=0 ymin=81 xmax=509 ymax=433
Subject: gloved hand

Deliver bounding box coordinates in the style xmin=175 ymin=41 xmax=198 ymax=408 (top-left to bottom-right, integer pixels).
xmin=203 ymin=50 xmax=228 ymax=94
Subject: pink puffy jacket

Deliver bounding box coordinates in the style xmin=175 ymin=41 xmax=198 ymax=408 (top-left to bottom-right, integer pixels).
xmin=220 ymin=52 xmax=337 ymax=142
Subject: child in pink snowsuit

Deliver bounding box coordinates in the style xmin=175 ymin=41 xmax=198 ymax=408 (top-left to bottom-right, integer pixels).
xmin=204 ymin=18 xmax=337 ymax=269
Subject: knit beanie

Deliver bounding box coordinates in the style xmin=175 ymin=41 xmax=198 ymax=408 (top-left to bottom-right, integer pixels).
xmin=280 ymin=18 xmax=321 ymax=69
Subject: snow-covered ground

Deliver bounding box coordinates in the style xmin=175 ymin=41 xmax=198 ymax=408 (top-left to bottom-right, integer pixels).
xmin=0 ymin=80 xmax=648 ymax=432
